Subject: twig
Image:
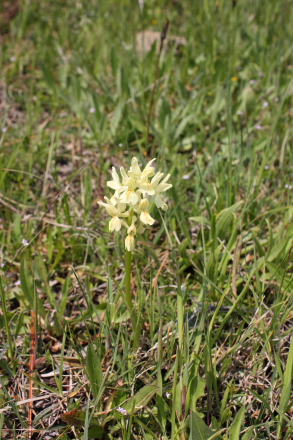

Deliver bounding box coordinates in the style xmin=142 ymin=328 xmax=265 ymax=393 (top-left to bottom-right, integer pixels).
xmin=146 ymin=18 xmax=169 ymax=151
xmin=0 ymin=395 xmax=54 ymax=414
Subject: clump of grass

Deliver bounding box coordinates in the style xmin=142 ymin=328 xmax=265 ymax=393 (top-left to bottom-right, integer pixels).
xmin=1 ymin=0 xmax=293 ymax=439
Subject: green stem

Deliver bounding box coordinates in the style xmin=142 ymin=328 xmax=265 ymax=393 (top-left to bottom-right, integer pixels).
xmin=124 ymin=249 xmax=139 ymax=348
xmin=125 ymin=250 xmax=133 ymax=314
xmin=124 ymin=208 xmax=139 ymax=347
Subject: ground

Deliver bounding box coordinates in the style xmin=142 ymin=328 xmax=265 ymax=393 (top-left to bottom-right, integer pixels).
xmin=1 ymin=1 xmax=293 ymax=439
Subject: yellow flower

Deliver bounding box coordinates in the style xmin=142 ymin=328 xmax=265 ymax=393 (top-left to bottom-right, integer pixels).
xmin=98 ymin=157 xmax=172 ymax=251
xmin=135 ymin=199 xmax=155 ymax=225
xmin=98 ymin=197 xmax=129 ymax=231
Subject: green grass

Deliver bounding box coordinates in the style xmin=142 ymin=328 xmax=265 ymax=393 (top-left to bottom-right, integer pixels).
xmin=1 ymin=0 xmax=293 ymax=438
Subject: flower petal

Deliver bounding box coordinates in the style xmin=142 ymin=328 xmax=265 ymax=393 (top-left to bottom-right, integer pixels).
xmin=139 ymin=198 xmax=150 ymax=211
xmin=129 ymin=157 xmax=141 ymax=176
xmin=138 ymin=180 xmax=155 ymax=195
xmin=111 ymin=167 xmax=120 ymax=183
xmin=140 ymin=211 xmax=155 ymax=225
xmin=120 ymin=167 xmax=129 ymax=184
xmin=154 ymin=194 xmax=164 ymax=209
xmin=145 ymin=158 xmax=156 ymax=169
xmin=125 ymin=235 xmax=135 ymax=251
xmin=109 ymin=216 xmax=122 ymax=231
xmin=120 ymin=190 xmax=139 ymax=205
xmin=107 ymin=180 xmax=125 ymax=191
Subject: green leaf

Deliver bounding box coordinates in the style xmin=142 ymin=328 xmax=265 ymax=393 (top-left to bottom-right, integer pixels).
xmin=14 ymin=311 xmax=24 ymax=338
xmin=110 ymin=102 xmax=124 ymax=136
xmin=229 ymin=406 xmax=245 ymax=440
xmin=87 ymin=425 xmax=104 ymax=439
xmin=122 ymin=384 xmax=159 ymax=414
xmin=187 ymin=376 xmax=206 ymax=413
xmin=189 ymin=216 xmax=210 ymax=226
xmin=41 ymin=62 xmax=57 ymax=96
xmin=0 ymin=360 xmax=14 ymax=377
xmin=20 ymin=260 xmax=33 ymax=309
xmin=241 ymin=426 xmax=255 ymax=440
xmin=86 ymin=344 xmax=102 ymax=400
xmin=216 ymin=201 xmax=243 ymax=240
xmin=13 ymin=213 xmax=22 ymax=241
xmin=174 ymin=113 xmax=195 ymax=140
xmin=277 ymin=334 xmax=293 ymax=438
xmin=35 ymin=255 xmax=56 ymax=307
xmin=156 ymin=393 xmax=168 ymax=430
xmin=267 ymin=236 xmax=293 ymax=262
xmin=59 ymin=276 xmax=70 ymax=315
xmin=19 ymin=261 xmax=46 ymax=317
xmin=252 ymin=232 xmax=266 ymax=258
xmin=189 ymin=411 xmax=222 ymax=440
xmin=174 ymin=381 xmax=182 ymax=417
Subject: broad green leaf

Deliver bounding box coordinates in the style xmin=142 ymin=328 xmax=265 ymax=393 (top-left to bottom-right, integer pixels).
xmin=174 ymin=381 xmax=182 ymax=417
xmin=267 ymin=236 xmax=293 ymax=262
xmin=189 ymin=216 xmax=210 ymax=226
xmin=252 ymin=232 xmax=266 ymax=258
xmin=86 ymin=344 xmax=102 ymax=400
xmin=0 ymin=360 xmax=14 ymax=377
xmin=189 ymin=411 xmax=222 ymax=440
xmin=241 ymin=426 xmax=255 ymax=440
xmin=133 ymin=414 xmax=158 ymax=438
xmin=174 ymin=113 xmax=195 ymax=140
xmin=110 ymin=102 xmax=124 ymax=136
xmin=13 ymin=213 xmax=22 ymax=242
xmin=216 ymin=201 xmax=243 ymax=239
xmin=229 ymin=406 xmax=245 ymax=440
xmin=220 ymin=407 xmax=232 ymax=425
xmin=87 ymin=425 xmax=104 ymax=439
xmin=265 ymin=261 xmax=292 ymax=287
xmin=156 ymin=393 xmax=168 ymax=430
xmin=206 ymin=243 xmax=223 ymax=282
xmin=187 ymin=376 xmax=206 ymax=414
xmin=123 ymin=384 xmax=159 ymax=414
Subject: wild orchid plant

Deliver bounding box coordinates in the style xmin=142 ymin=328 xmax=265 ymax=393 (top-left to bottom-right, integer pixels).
xmin=98 ymin=157 xmax=172 ymax=345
